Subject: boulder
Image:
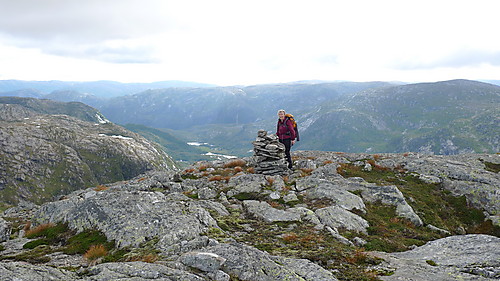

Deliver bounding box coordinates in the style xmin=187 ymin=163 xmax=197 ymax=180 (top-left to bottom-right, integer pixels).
xmin=242 ymin=200 xmax=301 ymax=223
xmin=207 ymin=242 xmax=339 ymax=281
xmin=0 ymin=262 xmax=78 ymax=280
xmin=87 ymin=261 xmax=205 ymax=280
xmin=315 ymin=205 xmax=369 ymax=234
xmin=226 ymin=174 xmax=266 ymax=198
xmin=180 ymin=251 xmax=227 ymax=272
xmin=31 ymin=189 xmax=218 ymax=252
xmin=375 ymin=234 xmax=500 ymax=280
xmin=0 ymin=218 xmax=10 ymax=242
xmin=299 ymin=179 xmax=366 ymax=212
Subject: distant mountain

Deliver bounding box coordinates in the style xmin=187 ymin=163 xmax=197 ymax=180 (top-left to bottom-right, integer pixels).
xmin=0 ymin=89 xmax=44 ymax=98
xmin=43 ymin=90 xmax=104 ymax=108
xmin=0 ymin=97 xmax=176 ymax=208
xmin=297 ymin=79 xmax=500 ymax=154
xmin=99 ymin=82 xmax=394 ymax=130
xmin=0 ymin=80 xmax=216 ymax=98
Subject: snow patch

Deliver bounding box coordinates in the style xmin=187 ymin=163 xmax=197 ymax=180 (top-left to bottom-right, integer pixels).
xmin=96 ymin=114 xmax=109 ymax=124
xmin=187 ymin=142 xmax=209 ymax=146
xmin=99 ymin=134 xmax=133 ymax=140
xmin=204 ymin=152 xmax=237 ymax=159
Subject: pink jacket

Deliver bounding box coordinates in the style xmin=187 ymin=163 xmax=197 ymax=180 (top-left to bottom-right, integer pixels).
xmin=276 ymin=118 xmax=296 ymax=140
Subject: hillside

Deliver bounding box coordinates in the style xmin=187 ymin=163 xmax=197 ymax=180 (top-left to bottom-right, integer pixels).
xmin=0 ymin=97 xmax=176 ymax=208
xmin=0 ymin=151 xmax=498 ymax=280
xmin=297 ymin=79 xmax=500 ymax=154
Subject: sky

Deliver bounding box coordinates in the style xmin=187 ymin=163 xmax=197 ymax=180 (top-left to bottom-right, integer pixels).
xmin=0 ymin=0 xmax=499 ymax=86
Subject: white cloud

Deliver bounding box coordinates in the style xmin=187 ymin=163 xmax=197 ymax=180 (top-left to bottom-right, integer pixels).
xmin=0 ymin=0 xmax=499 ymax=85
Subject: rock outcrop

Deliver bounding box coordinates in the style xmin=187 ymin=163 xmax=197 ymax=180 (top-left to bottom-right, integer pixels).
xmin=0 ymin=97 xmax=176 ymax=206
xmin=1 ymin=151 xmax=498 ymax=280
xmin=374 ymin=234 xmax=500 ymax=280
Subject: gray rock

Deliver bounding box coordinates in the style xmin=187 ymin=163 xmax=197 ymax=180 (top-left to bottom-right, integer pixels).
xmin=310 ymin=163 xmax=341 ymax=180
xmin=353 ymin=237 xmax=367 ymax=247
xmin=426 ymin=224 xmax=451 ymax=235
xmin=31 ymin=189 xmax=218 ymax=252
xmin=299 ymin=178 xmax=366 ymax=212
xmin=242 ymin=200 xmax=301 ymax=223
xmin=315 ymin=205 xmax=369 ymax=234
xmin=376 ymin=234 xmax=500 ymax=281
xmin=325 ymin=226 xmax=354 ymax=246
xmin=180 ymin=251 xmax=226 ymax=272
xmin=296 ymin=159 xmax=317 ymax=170
xmin=0 ymin=218 xmax=10 ymax=242
xmin=87 ymin=261 xmax=205 ymax=280
xmin=283 ymin=192 xmax=299 ymax=203
xmin=227 ymin=174 xmax=266 ymax=197
xmin=288 ymin=207 xmax=322 ymax=226
xmin=198 ymin=187 xmax=217 ymax=200
xmin=208 ymin=270 xmax=231 ymax=281
xmin=207 ymin=242 xmax=338 ymax=281
xmin=0 ymin=261 xmax=79 ymax=280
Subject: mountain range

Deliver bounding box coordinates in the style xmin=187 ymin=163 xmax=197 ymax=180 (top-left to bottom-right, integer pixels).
xmin=1 ymin=79 xmax=498 ymax=161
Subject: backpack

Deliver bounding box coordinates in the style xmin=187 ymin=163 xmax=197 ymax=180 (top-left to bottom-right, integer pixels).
xmin=285 ymin=113 xmax=300 ymax=141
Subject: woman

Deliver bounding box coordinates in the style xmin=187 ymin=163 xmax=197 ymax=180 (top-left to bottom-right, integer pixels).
xmin=276 ymin=109 xmax=296 ymax=169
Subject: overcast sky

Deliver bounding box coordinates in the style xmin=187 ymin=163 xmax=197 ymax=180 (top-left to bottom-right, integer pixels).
xmin=0 ymin=0 xmax=499 ymax=86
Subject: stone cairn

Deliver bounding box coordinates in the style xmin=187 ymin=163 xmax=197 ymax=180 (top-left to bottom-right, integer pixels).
xmin=252 ymin=130 xmax=289 ymax=175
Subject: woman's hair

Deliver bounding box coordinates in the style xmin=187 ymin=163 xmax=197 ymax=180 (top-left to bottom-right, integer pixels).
xmin=277 ymin=109 xmax=286 ymax=115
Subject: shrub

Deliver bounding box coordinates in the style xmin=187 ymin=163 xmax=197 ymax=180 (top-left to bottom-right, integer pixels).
xmin=266 ymin=176 xmax=275 ymax=186
xmin=126 ymin=253 xmax=159 ymax=263
xmin=94 ymin=185 xmax=109 ymax=192
xmin=224 ymin=159 xmax=246 ymax=168
xmin=84 ymin=244 xmax=108 ymax=261
xmin=209 ymin=175 xmax=223 ymax=182
xmin=25 ymin=223 xmax=56 ymax=238
xmin=198 ymin=164 xmax=209 ymax=171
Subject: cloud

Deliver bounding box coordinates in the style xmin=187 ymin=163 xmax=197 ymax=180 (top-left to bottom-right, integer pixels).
xmin=0 ymin=0 xmax=173 ymax=42
xmin=0 ymin=0 xmax=173 ymax=63
xmin=391 ymin=49 xmax=500 ymax=70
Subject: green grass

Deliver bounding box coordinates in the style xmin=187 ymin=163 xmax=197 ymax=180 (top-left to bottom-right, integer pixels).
xmin=337 ymin=162 xmax=500 ymax=238
xmin=482 ymin=161 xmax=500 ymax=173
xmin=0 ymin=223 xmax=127 ymax=264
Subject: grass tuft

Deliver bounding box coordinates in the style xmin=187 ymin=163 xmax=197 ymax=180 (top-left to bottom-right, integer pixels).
xmin=84 ymin=244 xmax=108 ymax=261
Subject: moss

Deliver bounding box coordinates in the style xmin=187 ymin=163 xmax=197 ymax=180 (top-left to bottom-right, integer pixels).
xmin=482 ymin=160 xmax=500 ymax=173
xmin=426 ymin=260 xmax=438 ymax=266
xmin=64 ymin=230 xmax=113 ymax=255
xmin=351 ymin=203 xmax=441 ymax=252
xmin=23 ymin=239 xmax=50 ymax=249
xmin=233 ymin=192 xmax=262 ymax=201
xmin=1 ymin=245 xmax=53 ymax=264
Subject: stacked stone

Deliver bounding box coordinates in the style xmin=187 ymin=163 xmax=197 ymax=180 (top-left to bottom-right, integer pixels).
xmin=252 ymin=130 xmax=289 ymax=175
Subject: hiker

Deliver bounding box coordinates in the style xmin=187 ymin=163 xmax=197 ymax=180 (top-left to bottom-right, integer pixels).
xmin=276 ymin=109 xmax=296 ymax=169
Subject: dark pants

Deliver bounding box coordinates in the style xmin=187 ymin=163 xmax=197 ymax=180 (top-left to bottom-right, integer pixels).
xmin=279 ymin=138 xmax=293 ymax=169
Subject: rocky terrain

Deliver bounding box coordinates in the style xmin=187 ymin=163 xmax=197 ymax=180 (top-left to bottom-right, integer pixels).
xmin=0 ymin=150 xmax=498 ymax=280
xmin=0 ymin=97 xmax=176 ymax=208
